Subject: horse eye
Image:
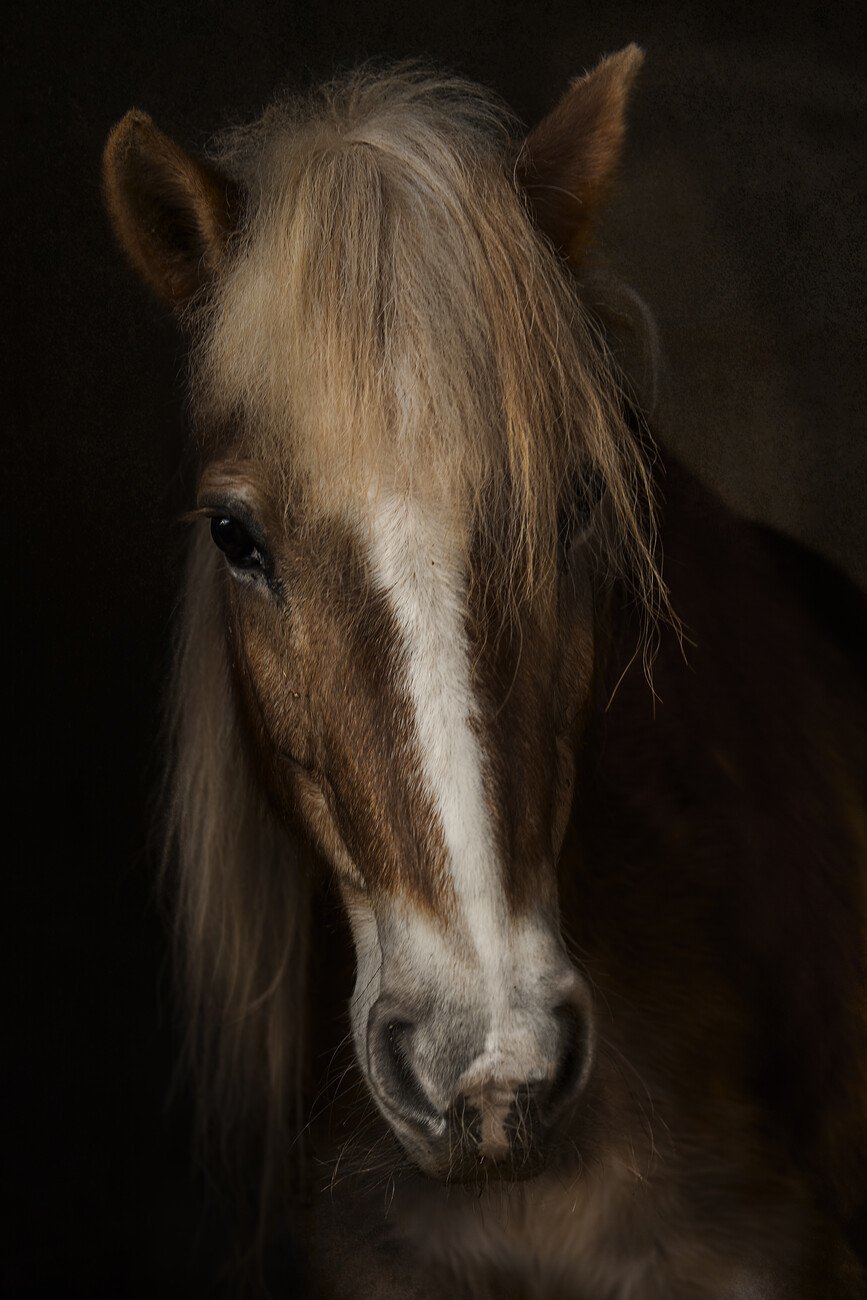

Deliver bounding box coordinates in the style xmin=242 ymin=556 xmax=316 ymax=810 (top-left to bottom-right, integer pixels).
xmin=210 ymin=514 xmax=265 ymax=571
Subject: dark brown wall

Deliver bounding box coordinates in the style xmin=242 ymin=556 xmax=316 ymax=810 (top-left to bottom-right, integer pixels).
xmin=7 ymin=2 xmax=864 ymax=1296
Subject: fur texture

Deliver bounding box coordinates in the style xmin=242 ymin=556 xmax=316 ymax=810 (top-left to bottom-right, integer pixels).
xmin=192 ymin=66 xmax=665 ymax=627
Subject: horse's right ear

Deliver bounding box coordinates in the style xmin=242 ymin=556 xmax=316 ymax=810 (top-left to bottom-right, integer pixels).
xmin=102 ymin=110 xmax=240 ymax=306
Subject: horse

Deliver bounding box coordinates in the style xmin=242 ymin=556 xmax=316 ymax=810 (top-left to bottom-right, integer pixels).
xmin=102 ymin=47 xmax=866 ymax=1297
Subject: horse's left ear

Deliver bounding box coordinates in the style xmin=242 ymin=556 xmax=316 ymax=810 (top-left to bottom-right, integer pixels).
xmin=102 ymin=110 xmax=240 ymax=306
xmin=517 ymin=44 xmax=644 ymax=263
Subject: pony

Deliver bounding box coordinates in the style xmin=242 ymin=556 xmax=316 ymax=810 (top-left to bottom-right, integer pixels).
xmin=102 ymin=47 xmax=866 ymax=1297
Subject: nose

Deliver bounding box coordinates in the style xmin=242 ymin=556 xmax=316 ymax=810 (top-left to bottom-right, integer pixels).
xmin=366 ymin=1004 xmax=445 ymax=1135
xmin=366 ymin=994 xmax=593 ymax=1175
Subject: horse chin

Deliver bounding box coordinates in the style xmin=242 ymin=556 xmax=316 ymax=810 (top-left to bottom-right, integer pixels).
xmin=393 ymin=1126 xmax=550 ymax=1187
xmin=444 ymin=1152 xmax=548 ymax=1186
xmin=413 ymin=1149 xmax=549 ymax=1188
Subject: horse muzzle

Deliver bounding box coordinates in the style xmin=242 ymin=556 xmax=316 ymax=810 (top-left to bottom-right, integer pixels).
xmin=365 ymin=984 xmax=594 ymax=1182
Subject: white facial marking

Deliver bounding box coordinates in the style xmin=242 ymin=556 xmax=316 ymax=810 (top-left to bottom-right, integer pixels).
xmin=333 ymin=485 xmax=595 ymax=1137
xmin=364 ymin=490 xmax=577 ymax=1103
xmin=368 ymin=492 xmax=508 ymax=986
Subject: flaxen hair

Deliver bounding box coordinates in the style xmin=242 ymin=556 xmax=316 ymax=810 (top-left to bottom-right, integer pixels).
xmin=193 ymin=67 xmax=665 ymax=613
xmin=167 ymin=66 xmax=668 ymax=1207
xmin=164 ymin=529 xmax=310 ymax=1209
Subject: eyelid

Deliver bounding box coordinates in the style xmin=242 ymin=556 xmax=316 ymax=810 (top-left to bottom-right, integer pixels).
xmin=189 ymin=496 xmax=271 ymax=553
xmin=181 ymin=505 xmax=222 ymax=527
xmin=186 ymin=493 xmax=284 ymax=597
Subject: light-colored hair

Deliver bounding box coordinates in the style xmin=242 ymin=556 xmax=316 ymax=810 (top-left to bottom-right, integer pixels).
xmin=168 ymin=66 xmax=668 ymax=1206
xmin=163 ymin=529 xmax=310 ymax=1206
xmin=192 ymin=66 xmax=665 ymax=613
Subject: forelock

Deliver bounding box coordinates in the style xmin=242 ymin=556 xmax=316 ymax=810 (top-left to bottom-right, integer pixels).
xmin=191 ymin=66 xmax=666 ymax=624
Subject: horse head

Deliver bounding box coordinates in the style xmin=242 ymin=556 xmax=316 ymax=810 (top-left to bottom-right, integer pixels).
xmin=103 ymin=47 xmax=662 ymax=1183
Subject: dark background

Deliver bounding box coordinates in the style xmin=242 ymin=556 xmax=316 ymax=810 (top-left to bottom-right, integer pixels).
xmin=7 ymin=2 xmax=865 ymax=1296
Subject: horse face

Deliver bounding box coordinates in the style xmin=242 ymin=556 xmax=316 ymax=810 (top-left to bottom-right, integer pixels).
xmin=202 ymin=459 xmax=597 ymax=1178
xmin=103 ymin=44 xmax=648 ymax=1185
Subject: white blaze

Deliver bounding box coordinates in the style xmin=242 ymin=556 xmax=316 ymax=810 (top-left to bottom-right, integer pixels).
xmin=367 ymin=491 xmax=509 ymax=1002
xmin=362 ymin=489 xmax=579 ymax=1119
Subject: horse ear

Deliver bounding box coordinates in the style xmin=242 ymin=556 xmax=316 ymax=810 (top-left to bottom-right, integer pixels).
xmin=102 ymin=110 xmax=240 ymax=306
xmin=518 ymin=44 xmax=644 ymax=263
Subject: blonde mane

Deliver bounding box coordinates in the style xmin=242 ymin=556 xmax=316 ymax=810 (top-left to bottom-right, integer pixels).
xmin=167 ymin=67 xmax=669 ymax=1222
xmin=193 ymin=66 xmax=665 ymax=613
xmin=163 ymin=529 xmax=310 ymax=1216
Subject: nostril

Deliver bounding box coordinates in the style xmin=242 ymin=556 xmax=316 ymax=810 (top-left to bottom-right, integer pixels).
xmin=548 ymin=1000 xmax=594 ymax=1117
xmin=385 ymin=1019 xmax=416 ymax=1093
xmin=367 ymin=1007 xmax=442 ymax=1132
